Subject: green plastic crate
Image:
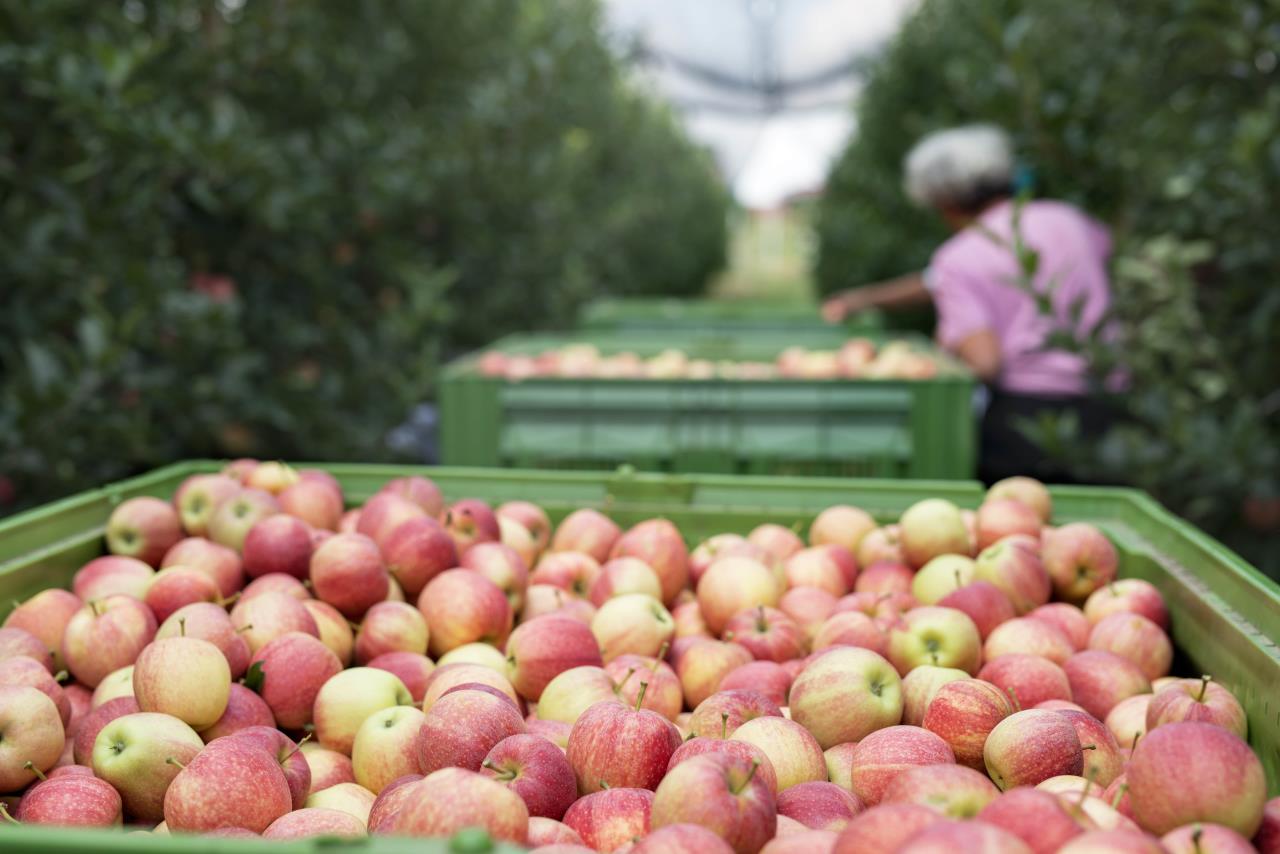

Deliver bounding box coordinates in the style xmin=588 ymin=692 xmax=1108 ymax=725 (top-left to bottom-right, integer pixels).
xmin=578 ymin=297 xmax=885 ymax=334
xmin=439 ymin=332 xmax=976 ymax=479
xmin=0 ymin=460 xmax=1277 ymax=817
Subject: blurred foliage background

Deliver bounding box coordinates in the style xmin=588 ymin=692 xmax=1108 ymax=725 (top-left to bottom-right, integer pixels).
xmin=0 ymin=0 xmax=727 ymax=512
xmin=815 ymin=0 xmax=1280 ymax=572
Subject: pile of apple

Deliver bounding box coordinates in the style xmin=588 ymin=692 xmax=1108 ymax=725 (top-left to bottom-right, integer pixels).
xmin=476 ymin=339 xmax=943 ymax=382
xmin=0 ymin=464 xmax=1275 ymax=853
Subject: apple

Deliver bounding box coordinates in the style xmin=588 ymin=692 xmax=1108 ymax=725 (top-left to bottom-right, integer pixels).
xmin=886 ymin=606 xmax=982 ymax=675
xmin=0 ymin=656 xmax=70 ymax=725
xmin=523 ymin=585 xmax=596 ymax=626
xmin=784 ymin=547 xmax=849 ymax=597
xmin=277 ymin=477 xmax=344 ymax=531
xmin=607 ymin=654 xmax=683 ymax=720
xmin=162 ymin=538 xmax=244 ymax=598
xmin=72 ymin=555 xmax=154 ymax=602
xmin=174 ymin=473 xmax=242 ymax=535
xmin=244 ymin=461 xmax=299 ymax=494
xmin=550 ymin=508 xmax=620 ymax=563
xmin=855 ymin=561 xmax=914 ymax=596
xmin=366 ymin=651 xmax=434 ymax=704
xmin=1027 ymin=602 xmax=1092 ymax=650
xmin=133 ymin=636 xmax=231 ymax=729
xmin=1083 ymin=579 xmax=1169 ymax=630
xmin=301 ymin=741 xmax=356 ymax=794
xmin=676 ymin=638 xmax=753 ymax=709
xmin=163 ymin=735 xmax=293 ymax=833
xmin=356 ymin=491 xmax=427 ymax=547
xmin=498 ymin=516 xmax=540 ymax=570
xmin=440 ymin=641 xmax=508 ymax=673
xmin=241 ymin=571 xmax=310 ymax=602
xmin=309 ymin=533 xmax=388 ymax=620
xmin=0 ymin=684 xmax=64 ymax=791
xmin=697 ymin=556 xmax=780 ymax=636
xmin=15 ymin=771 xmax=123 ymax=827
xmin=64 ymin=682 xmax=92 ymax=733
xmin=937 ymin=581 xmax=1015 ymax=640
xmin=418 ymin=568 xmax=512 ymax=657
xmin=983 ymin=709 xmax=1083 ymax=789
xmin=789 ymin=647 xmax=902 ymax=749
xmin=298 ymin=599 xmax=352 ymax=665
xmin=567 ymin=692 xmax=681 ymax=794
xmin=810 ymin=504 xmax=877 ymax=553
xmin=1256 ymin=797 xmax=1280 ymax=854
xmin=651 ymin=752 xmax=776 ymax=852
xmin=242 ymin=514 xmax=313 ymax=580
xmin=896 ymin=819 xmax=1033 ymax=854
xmin=972 ymin=541 xmax=1051 ymax=614
xmin=350 ymin=704 xmax=426 ymax=795
xmin=1146 ymin=676 xmax=1247 ymax=738
xmin=462 ymin=541 xmax=531 ymax=611
xmin=857 ymin=526 xmax=905 ymax=567
xmin=637 ymin=823 xmax=737 ymax=853
xmin=249 ymin=631 xmax=343 ymax=729
xmin=366 ymin=772 xmax=423 ymax=832
xmin=687 ymin=689 xmax=783 ymax=739
xmin=207 ymin=488 xmax=280 ymax=552
xmin=1062 ymin=651 xmax=1151 ymax=720
xmin=143 ymin=566 xmax=220 ymax=623
xmin=61 ymin=594 xmax=157 ymax=688
xmin=1050 ymin=709 xmax=1125 ymax=788
xmin=1104 ymin=694 xmax=1152 ymax=749
xmin=986 ymin=476 xmax=1052 ymax=523
xmin=422 ymin=662 xmax=519 ymax=711
xmin=690 ymin=534 xmax=750 ymax=586
xmin=263 ymin=807 xmax=365 ymax=840
xmin=227 ymin=726 xmax=311 ymax=809
xmin=724 ymin=606 xmax=805 ymax=662
xmin=975 ymin=499 xmax=1042 ymax=550
xmin=832 ymin=803 xmax=942 ymax=854
xmin=505 ymin=615 xmax=603 ymax=702
xmin=912 ymin=555 xmax=975 ymax=605
xmin=305 ymin=782 xmax=375 ymax=827
xmin=532 ymin=551 xmax=603 ymax=598
xmin=385 ymin=767 xmax=529 ymax=841
xmin=353 ymin=601 xmax=428 ymax=665
xmin=922 ymin=679 xmax=1013 ymax=769
xmin=898 ymin=499 xmax=970 ymax=569
xmin=155 ymin=603 xmax=248 ymax=679
xmin=1042 ymin=523 xmax=1119 ymax=603
xmin=1127 ymin=722 xmax=1265 ymax=837
xmin=3 ymin=589 xmax=81 ymax=671
xmin=977 ymin=654 xmax=1072 ymax=710
xmin=229 ymin=590 xmax=319 ymax=655
xmin=339 ymin=509 xmax=361 ymax=533
xmin=106 ymin=496 xmax=182 ymax=567
xmin=1057 ymin=831 xmax=1164 ymax=853
xmin=848 ymin=725 xmax=955 ymax=807
xmin=312 ymin=667 xmax=413 ymax=755
xmin=0 ymin=627 xmax=54 ymax=674
xmin=900 ymin=665 xmax=969 ymax=727
xmin=1162 ymin=823 xmax=1257 ymax=854
xmin=481 ymin=733 xmax=577 ymax=820
xmin=378 ymin=516 xmax=457 ymax=600
xmin=417 ymin=687 xmax=526 ymax=774
xmin=72 ymin=696 xmax=138 ymax=766
xmin=93 ymin=711 xmax=203 ymax=821
xmin=779 ymin=587 xmax=838 ymax=643
xmin=589 ymin=557 xmax=663 ymax=606
xmin=498 ymin=500 xmax=552 ymax=554
xmin=592 ymin=593 xmax=675 ymax=662
xmin=977 ymin=787 xmax=1087 ymax=854
xmin=377 ymin=475 xmax=442 ymax=516
xmin=562 ymin=786 xmax=653 ymax=851
xmin=983 ymin=617 xmax=1074 ymax=665
xmin=720 ymin=661 xmax=793 ymax=708
xmin=199 ymin=683 xmax=275 ymax=741
xmin=668 ymin=736 xmax=780 ymax=796
xmin=747 ymin=523 xmax=805 ymax=563
xmin=731 ymin=716 xmax=826 ymax=792
xmin=91 ymin=665 xmax=134 ymax=708
xmin=1087 ymin=613 xmax=1171 ymax=680
xmin=441 ymin=498 xmax=501 ymax=554
xmin=881 ymin=763 xmax=999 ymax=817
xmin=609 ymin=519 xmax=690 ymax=606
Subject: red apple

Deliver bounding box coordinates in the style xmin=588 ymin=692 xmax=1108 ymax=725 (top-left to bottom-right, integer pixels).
xmin=378 ymin=516 xmax=457 ymax=599
xmin=810 ymin=504 xmax=877 ymax=552
xmin=881 ymin=764 xmax=999 ymax=817
xmin=983 ymin=617 xmax=1074 ymax=665
xmin=1057 ymin=831 xmax=1164 ymax=853
xmin=230 ymin=590 xmax=319 ymax=655
xmin=1027 ymin=602 xmax=1092 ymax=650
xmin=505 ymin=615 xmax=603 ymax=702
xmin=365 ymin=772 xmax=423 ymax=832
xmin=1083 ymin=579 xmax=1169 ymax=630
xmin=784 ymin=547 xmax=849 ymax=597
xmin=241 ymin=572 xmax=310 ymax=602
xmin=973 ymin=540 xmax=1052 ymax=615
xmin=154 ymin=603 xmax=245 ymax=680
xmin=975 ymin=499 xmax=1042 ymax=550
xmin=550 ymin=509 xmax=621 ymax=564
xmin=357 ymin=491 xmax=427 ymax=547
xmin=277 ymin=477 xmax=344 ymax=532
xmin=1042 ymin=523 xmax=1119 ymax=603
xmin=1062 ymin=650 xmax=1151 ymax=720
xmin=668 ymin=736 xmax=780 ymax=797
xmin=143 ymin=566 xmax=220 ymax=624
xmin=309 ymin=533 xmax=388 ymax=620
xmin=986 ymin=476 xmax=1052 ymax=523
xmin=978 ymin=787 xmax=1087 ymax=854
xmin=481 ymin=733 xmax=577 ymax=820
xmin=833 ymin=803 xmax=942 ymax=854
xmin=1055 ymin=708 xmax=1125 ymax=787
xmin=610 ymin=519 xmax=689 ymax=606
xmin=1145 ymin=676 xmax=1247 ymax=738
xmin=720 ymin=661 xmax=793 ymax=708
xmin=1088 ymin=613 xmax=1171 ymax=681
xmin=422 ymin=662 xmax=518 ymax=711
xmin=531 ymin=552 xmax=603 ymax=601
xmin=174 ymin=473 xmax=242 ymax=535
xmin=61 ymin=595 xmax=157 ymax=688
xmin=1256 ymin=797 xmax=1280 ymax=854
xmin=227 ymin=725 xmax=311 ymax=809
xmin=354 ymin=601 xmax=428 ymax=664
xmin=978 ymin=655 xmax=1072 ymax=710
xmin=983 ymin=709 xmax=1083 ymax=789
xmin=636 ymin=823 xmax=736 ymax=853
xmin=937 ymin=581 xmax=1016 ymax=640
xmin=133 ymin=636 xmax=231 ymax=729
xmin=886 ymin=606 xmax=982 ymax=675
xmin=249 ymin=631 xmax=343 ymax=729
xmin=162 ymin=538 xmax=243 ymax=598
xmin=1162 ymin=823 xmax=1257 ymax=854
xmin=562 ymin=787 xmax=652 ymax=852
xmin=367 ymin=651 xmax=435 ymax=704
xmin=898 ymin=499 xmax=970 ymax=569
xmin=418 ymin=568 xmax=512 ymax=656
xmin=901 ymin=665 xmax=969 ymax=727
xmin=588 ymin=557 xmax=662 ymax=606
xmin=72 ymin=555 xmax=155 ymax=602
xmin=724 ymin=607 xmax=805 ymax=663
xmin=207 ymin=488 xmax=280 ymax=552
xmin=263 ymin=807 xmax=364 ymax=840
xmin=242 ymin=514 xmax=313 ymax=580
xmin=199 ymin=682 xmax=275 ymax=741
xmin=382 ymin=767 xmax=528 ymax=842
xmin=690 ymin=534 xmax=750 ymax=586
xmin=651 ymin=752 xmax=777 ymax=853
xmin=731 ymin=716 xmax=827 ymax=792
xmin=687 ymin=689 xmax=783 ymax=739
xmin=790 ymin=647 xmax=903 ymax=749
xmin=417 ymin=687 xmax=526 ymax=774
xmin=1104 ymin=693 xmax=1151 ymax=749
xmin=849 ymin=725 xmax=955 ymax=806
xmin=568 ymin=694 xmax=682 ymax=793
xmin=441 ymin=498 xmax=501 ymax=554
xmin=607 ymin=654 xmax=683 ymax=721
xmin=106 ymin=496 xmax=182 ymax=567
xmin=698 ymin=556 xmax=780 ymax=636
xmin=857 ymin=526 xmax=905 ymax=567
xmin=3 ymin=589 xmax=81 ymax=671
xmin=855 ymin=561 xmax=914 ymax=596
xmin=523 ymin=584 xmax=596 ymax=625
xmin=381 ymin=475 xmax=444 ymax=516
xmin=922 ymin=679 xmax=1012 ymax=769
xmin=498 ymin=500 xmax=552 ymax=554
xmin=897 ymin=819 xmax=1034 ymax=854
xmin=748 ymin=523 xmax=805 ymax=563
xmin=676 ymin=638 xmax=753 ymax=709
xmin=779 ymin=587 xmax=838 ymax=643
xmin=15 ymin=771 xmax=123 ymax=827
xmin=0 ymin=656 xmax=69 ymax=725
xmin=462 ymin=541 xmax=530 ymax=612
xmin=301 ymin=742 xmax=356 ymax=794
xmin=1128 ymin=722 xmax=1265 ymax=837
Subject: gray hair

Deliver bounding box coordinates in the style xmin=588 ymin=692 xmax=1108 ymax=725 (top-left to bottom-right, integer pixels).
xmin=903 ymin=125 xmax=1014 ymax=211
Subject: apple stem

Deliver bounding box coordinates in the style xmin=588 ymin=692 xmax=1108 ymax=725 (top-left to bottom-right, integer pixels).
xmin=613 ymin=666 xmax=637 ymax=693
xmin=1006 ymin=686 xmax=1022 ymax=712
xmin=346 ymin=619 xmax=362 ymax=633
xmin=165 ymin=757 xmax=186 ymax=770
xmin=1197 ymin=675 xmax=1212 ymax=703
xmin=178 ymin=617 xmax=187 ymax=638
xmin=634 ymin=681 xmax=649 ymax=712
xmin=723 ymin=631 xmax=735 ymax=642
xmin=1131 ymin=731 xmax=1142 ymax=751
xmin=721 ymin=712 xmax=730 ymax=740
xmin=218 ymin=592 xmax=242 ymax=608
xmin=53 ymin=670 xmax=68 ymax=684
xmin=1076 ymin=768 xmax=1098 ymax=807
xmin=1110 ymin=782 xmax=1129 ymax=810
xmin=1082 ymin=743 xmax=1097 ymax=751
xmin=954 ymin=569 xmax=963 ymax=588
xmin=732 ymin=760 xmax=762 ymax=794
xmin=23 ymin=761 xmax=46 ymax=781
xmin=0 ymin=804 xmax=17 ymax=825
xmin=282 ymin=733 xmax=313 ymax=763
xmin=88 ymin=600 xmax=102 ymax=618
xmin=235 ymin=624 xmax=254 ymax=634
xmin=599 ymin=781 xmax=610 ymax=790
xmin=1191 ymin=826 xmax=1203 ymax=854
xmin=652 ymin=643 xmax=669 ymax=670
xmin=755 ymin=605 xmax=767 ymax=633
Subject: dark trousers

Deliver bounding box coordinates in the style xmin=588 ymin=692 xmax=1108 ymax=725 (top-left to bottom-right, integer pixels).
xmin=978 ymin=389 xmax=1117 ymax=486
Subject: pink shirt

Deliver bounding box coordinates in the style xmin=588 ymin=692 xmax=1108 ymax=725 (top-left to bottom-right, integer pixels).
xmin=927 ymin=199 xmax=1112 ymax=395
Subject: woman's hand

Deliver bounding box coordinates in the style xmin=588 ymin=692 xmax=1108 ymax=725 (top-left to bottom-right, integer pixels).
xmin=821 ymin=290 xmax=874 ymax=323
xmin=822 ymin=273 xmax=930 ymax=323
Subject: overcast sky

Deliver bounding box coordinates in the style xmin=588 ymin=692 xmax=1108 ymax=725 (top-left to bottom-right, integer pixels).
xmin=604 ymin=0 xmax=917 ymax=210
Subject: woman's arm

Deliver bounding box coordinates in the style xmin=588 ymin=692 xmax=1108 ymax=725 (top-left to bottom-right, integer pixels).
xmin=822 ymin=272 xmax=931 ymax=322
xmin=952 ymin=328 xmax=1003 ymax=383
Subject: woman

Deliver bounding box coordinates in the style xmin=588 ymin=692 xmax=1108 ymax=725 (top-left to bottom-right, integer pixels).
xmin=822 ymin=125 xmax=1115 ymax=483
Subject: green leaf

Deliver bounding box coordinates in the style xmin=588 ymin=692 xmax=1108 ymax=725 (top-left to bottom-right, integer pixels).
xmin=242 ymin=660 xmax=265 ymax=693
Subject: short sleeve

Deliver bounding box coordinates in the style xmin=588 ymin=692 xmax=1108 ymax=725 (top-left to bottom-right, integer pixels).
xmin=1087 ymin=217 xmax=1112 ymax=260
xmin=929 ymin=257 xmax=993 ymax=350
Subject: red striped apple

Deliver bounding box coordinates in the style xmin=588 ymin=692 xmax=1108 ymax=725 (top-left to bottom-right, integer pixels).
xmin=790 ymin=647 xmax=902 ymax=749
xmin=1042 ymin=523 xmax=1118 ymax=603
xmin=163 ymin=735 xmax=292 ymax=833
xmin=651 ymin=752 xmax=776 ymax=853
xmin=687 ymin=689 xmax=783 ymax=739
xmin=850 ymin=725 xmax=955 ymax=806
xmin=207 ymin=488 xmax=280 ymax=552
xmin=563 ymin=786 xmax=652 ymax=851
xmin=732 ymin=716 xmax=826 ymax=792
xmin=1083 ymin=579 xmax=1168 ymax=630
xmin=983 ymin=709 xmax=1083 ymax=790
xmin=417 ymin=687 xmax=525 ymax=774
xmin=481 ymin=733 xmax=577 ymax=820
xmin=174 ymin=473 xmax=242 ymax=536
xmin=72 ymin=555 xmax=154 ymax=602
xmin=1146 ymin=676 xmax=1247 ymax=738
xmin=162 ymin=538 xmax=243 ymax=598
xmin=505 ymin=615 xmax=603 ymax=701
xmin=922 ymin=679 xmax=1012 ymax=769
xmin=106 ymin=496 xmax=182 ymax=567
xmin=133 ymin=636 xmax=230 ymax=729
xmin=94 ymin=711 xmax=202 ymax=821
xmin=418 ymin=568 xmax=512 ymax=657
xmin=61 ymin=594 xmax=157 ymax=688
